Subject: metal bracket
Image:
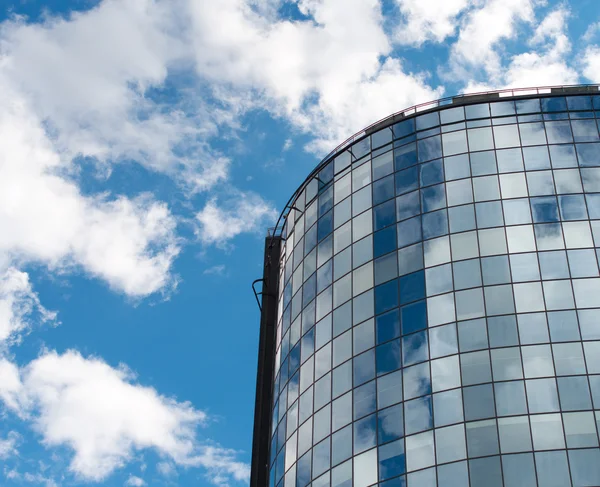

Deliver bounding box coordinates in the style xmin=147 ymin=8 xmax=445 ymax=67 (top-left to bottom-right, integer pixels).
xmin=252 ymin=279 xmax=265 ymax=312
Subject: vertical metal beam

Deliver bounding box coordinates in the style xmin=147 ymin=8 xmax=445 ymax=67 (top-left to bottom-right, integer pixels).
xmin=250 ymin=236 xmax=282 ymax=487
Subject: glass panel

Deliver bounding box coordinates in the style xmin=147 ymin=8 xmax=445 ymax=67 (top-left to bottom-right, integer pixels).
xmin=535 ymin=451 xmax=571 ymax=487
xmin=495 ymin=380 xmax=527 ymax=416
xmin=405 ymin=431 xmax=434 ymax=471
xmin=498 ymin=416 xmax=532 ymax=453
xmin=568 ymin=449 xmax=600 ymax=487
xmin=466 ymin=419 xmax=499 ymax=456
xmin=433 ymin=388 xmax=464 ymax=427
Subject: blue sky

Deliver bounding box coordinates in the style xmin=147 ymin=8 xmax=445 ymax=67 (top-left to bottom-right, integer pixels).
xmin=0 ymin=0 xmax=598 ymax=486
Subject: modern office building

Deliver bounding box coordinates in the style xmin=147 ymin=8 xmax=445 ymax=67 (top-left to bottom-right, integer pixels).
xmin=251 ymin=85 xmax=600 ymax=487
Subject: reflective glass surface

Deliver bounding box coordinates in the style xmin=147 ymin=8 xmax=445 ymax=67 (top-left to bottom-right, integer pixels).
xmin=270 ymin=94 xmax=600 ymax=487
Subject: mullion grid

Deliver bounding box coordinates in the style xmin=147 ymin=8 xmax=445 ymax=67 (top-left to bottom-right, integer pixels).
xmin=270 ymin=93 xmax=600 ymax=487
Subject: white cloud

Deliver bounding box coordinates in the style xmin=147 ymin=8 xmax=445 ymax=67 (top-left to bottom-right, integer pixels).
xmin=282 ymin=138 xmax=293 ymax=152
xmin=156 ymin=461 xmax=176 ymax=476
xmin=583 ymin=45 xmax=600 ymax=81
xmin=196 ymin=192 xmax=277 ymax=247
xmin=448 ymin=0 xmax=539 ymax=83
xmin=0 ymin=431 xmax=18 ymax=459
xmin=0 ymin=74 xmax=181 ymax=297
xmin=450 ymin=3 xmax=579 ymax=92
xmin=583 ymin=21 xmax=600 ymax=43
xmin=186 ymin=0 xmax=441 ymax=153
xmin=393 ymin=0 xmax=471 ymax=46
xmin=0 ymin=350 xmax=247 ymax=485
xmin=125 ymin=475 xmax=146 ymax=487
xmin=203 ymin=265 xmax=227 ymax=276
xmin=0 ymin=358 xmax=22 ymax=412
xmin=501 ymin=8 xmax=578 ymax=88
xmin=0 ymin=0 xmax=228 ymax=188
xmin=0 ymin=268 xmax=57 ymax=347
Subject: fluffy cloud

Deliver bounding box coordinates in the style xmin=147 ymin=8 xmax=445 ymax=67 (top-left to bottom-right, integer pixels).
xmin=0 ymin=431 xmax=18 ymax=459
xmin=501 ymin=8 xmax=578 ymax=88
xmin=186 ymin=0 xmax=441 ymax=152
xmin=448 ymin=0 xmax=539 ymax=82
xmin=0 ymin=0 xmax=228 ymax=188
xmin=583 ymin=45 xmax=600 ymax=81
xmin=393 ymin=0 xmax=471 ymax=46
xmin=195 ymin=192 xmax=277 ymax=248
xmin=0 ymin=268 xmax=56 ymax=347
xmin=0 ymin=350 xmax=247 ymax=485
xmin=125 ymin=475 xmax=146 ymax=486
xmin=448 ymin=2 xmax=579 ymax=92
xmin=0 ymin=74 xmax=180 ymax=297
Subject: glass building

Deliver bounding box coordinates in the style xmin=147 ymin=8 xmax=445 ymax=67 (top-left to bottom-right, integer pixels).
xmin=251 ymin=86 xmax=600 ymax=487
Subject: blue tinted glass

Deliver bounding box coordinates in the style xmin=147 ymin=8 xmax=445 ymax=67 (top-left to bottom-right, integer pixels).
xmin=305 ymin=224 xmax=318 ymax=253
xmin=399 ymin=271 xmax=425 ymax=304
xmin=375 ymin=279 xmax=399 ymax=315
xmin=535 ymin=451 xmax=571 ymax=487
xmin=402 ymin=330 xmax=428 ymax=366
xmin=463 ymin=384 xmax=495 ymax=420
xmin=354 ymin=413 xmax=377 ymax=453
xmin=319 ymin=185 xmax=334 ymax=215
xmin=516 ymin=99 xmax=541 ymax=114
xmin=331 ymin=426 xmax=352 ymax=466
xmin=576 ymin=142 xmax=600 ymax=166
xmin=380 ymin=476 xmax=407 ymax=487
xmin=374 ymin=226 xmax=397 ymax=258
xmin=377 ymin=339 xmax=402 ymax=375
xmin=421 ymin=184 xmax=446 ymax=212
xmin=422 ymin=209 xmax=448 ymax=239
xmin=569 ymin=449 xmax=600 ymax=487
xmin=303 ymin=274 xmax=316 ymax=307
xmin=378 ymin=403 xmax=404 ymax=443
xmin=377 ymin=309 xmax=401 ymax=344
xmin=352 ymin=137 xmax=371 ymax=160
xmin=397 ymin=190 xmax=421 ymax=221
xmin=318 ymin=211 xmax=333 ymax=241
xmin=374 ymin=199 xmax=396 ymax=231
xmin=438 ymin=461 xmax=468 ymax=487
xmin=378 ymin=439 xmax=406 ymax=481
xmin=542 ymin=97 xmax=567 ymax=112
xmin=354 ymin=350 xmax=376 ymax=386
xmin=421 ymin=159 xmax=444 ymax=186
xmin=545 ymin=120 xmax=573 ymax=143
xmin=354 ymin=380 xmax=377 ymax=420
xmin=395 ymin=166 xmax=419 ymax=195
xmin=572 ymin=119 xmax=600 ymax=142
xmin=401 ymin=299 xmax=427 ymax=335
xmin=465 ymin=103 xmax=490 ymax=119
xmin=397 ymin=216 xmax=422 ymax=248
xmin=416 ymin=112 xmax=440 ymax=131
xmin=531 ymin=196 xmax=560 ymax=222
xmin=297 ymin=452 xmax=311 ymax=487
xmin=559 ymin=194 xmax=587 ymax=220
xmin=469 ymin=456 xmax=502 ymax=487
xmin=567 ymin=95 xmax=593 ymax=110
xmin=320 ymin=161 xmax=334 ymax=186
xmin=373 ymin=175 xmax=395 ymax=205
xmin=502 ymin=453 xmax=536 ymax=487
xmin=404 ymin=395 xmax=433 ymax=433
xmin=440 ymin=106 xmax=465 ymax=124
xmin=418 ymin=136 xmax=442 ymax=162
xmin=587 ymin=194 xmax=600 ymax=219
xmin=394 ymin=118 xmax=416 ymax=139
xmin=395 ymin=143 xmax=417 ymax=170
xmin=491 ymin=101 xmax=516 ymax=116
xmin=373 ymin=127 xmax=393 ymax=149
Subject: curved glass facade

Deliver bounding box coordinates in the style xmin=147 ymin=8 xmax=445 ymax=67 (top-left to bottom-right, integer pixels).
xmin=267 ymin=91 xmax=600 ymax=487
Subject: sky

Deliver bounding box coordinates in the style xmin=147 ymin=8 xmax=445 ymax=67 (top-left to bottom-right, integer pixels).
xmin=0 ymin=0 xmax=598 ymax=486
